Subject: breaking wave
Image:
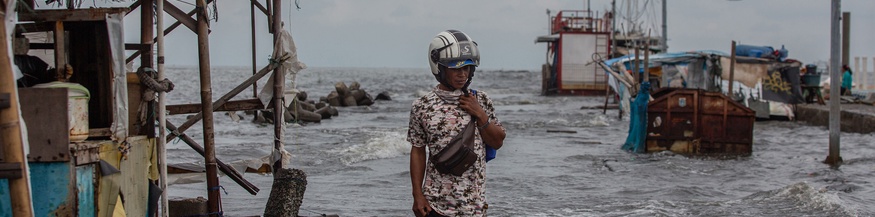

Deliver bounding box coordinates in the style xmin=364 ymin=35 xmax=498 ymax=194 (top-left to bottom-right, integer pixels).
xmin=335 ymin=130 xmax=409 ymax=165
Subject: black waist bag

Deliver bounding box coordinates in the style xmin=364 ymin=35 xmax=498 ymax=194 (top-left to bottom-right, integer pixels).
xmin=431 ymin=120 xmax=477 ymax=176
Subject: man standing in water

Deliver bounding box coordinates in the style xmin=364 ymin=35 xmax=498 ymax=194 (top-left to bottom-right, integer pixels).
xmin=409 ymin=30 xmax=507 ymax=217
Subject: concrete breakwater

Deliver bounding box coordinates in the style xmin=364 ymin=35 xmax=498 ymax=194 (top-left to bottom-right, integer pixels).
xmin=795 ymin=103 xmax=875 ymax=134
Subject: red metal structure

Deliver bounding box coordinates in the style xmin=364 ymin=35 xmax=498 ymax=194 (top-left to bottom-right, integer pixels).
xmin=538 ymin=10 xmax=613 ymax=96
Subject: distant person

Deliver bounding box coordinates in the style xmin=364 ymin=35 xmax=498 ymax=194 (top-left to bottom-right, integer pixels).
xmin=409 ymin=30 xmax=506 ymax=217
xmin=841 ymin=64 xmax=853 ymax=96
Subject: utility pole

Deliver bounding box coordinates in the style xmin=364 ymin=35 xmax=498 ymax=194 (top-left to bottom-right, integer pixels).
xmin=825 ymin=0 xmax=842 ymax=166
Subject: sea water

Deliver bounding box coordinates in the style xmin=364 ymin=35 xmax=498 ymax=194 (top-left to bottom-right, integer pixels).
xmin=163 ymin=66 xmax=874 ymax=216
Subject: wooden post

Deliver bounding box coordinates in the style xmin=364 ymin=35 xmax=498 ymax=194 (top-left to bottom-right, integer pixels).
xmin=633 ymin=46 xmax=640 ymax=85
xmin=729 ymin=41 xmax=736 ymax=96
xmin=271 ymin=0 xmax=285 ymax=173
xmin=0 ymin=7 xmax=35 ymax=216
xmin=156 ymin=0 xmax=169 ymax=216
xmin=54 ymin=21 xmax=66 ymax=81
xmin=195 ymin=0 xmax=222 ymax=215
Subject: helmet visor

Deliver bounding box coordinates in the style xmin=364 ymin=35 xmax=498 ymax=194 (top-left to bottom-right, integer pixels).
xmin=446 ymin=59 xmax=477 ymax=68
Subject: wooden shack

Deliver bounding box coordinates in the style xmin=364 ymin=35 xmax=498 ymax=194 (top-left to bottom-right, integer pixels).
xmin=645 ymin=88 xmax=755 ymax=156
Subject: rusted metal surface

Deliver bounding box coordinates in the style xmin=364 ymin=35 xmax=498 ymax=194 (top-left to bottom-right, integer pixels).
xmin=71 ymin=142 xmax=101 ymax=166
xmin=646 ymin=88 xmax=755 ymax=156
xmin=167 ymin=99 xmax=264 ymax=115
xmin=18 ymin=8 xmax=130 ymax=22
xmin=18 ymin=88 xmax=71 ymax=162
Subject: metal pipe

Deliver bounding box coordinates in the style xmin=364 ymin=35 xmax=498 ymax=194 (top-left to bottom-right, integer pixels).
xmin=195 ymin=0 xmax=222 ymax=214
xmin=826 ymin=0 xmax=842 ymax=166
xmin=156 ymin=0 xmax=169 ymax=216
xmin=271 ymin=0 xmax=285 ymax=173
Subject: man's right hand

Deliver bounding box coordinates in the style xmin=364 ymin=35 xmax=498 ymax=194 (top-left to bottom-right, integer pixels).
xmin=412 ymin=194 xmax=431 ymax=217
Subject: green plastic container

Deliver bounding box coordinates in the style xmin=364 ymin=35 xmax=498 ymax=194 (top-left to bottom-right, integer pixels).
xmin=802 ymin=74 xmax=821 ymax=86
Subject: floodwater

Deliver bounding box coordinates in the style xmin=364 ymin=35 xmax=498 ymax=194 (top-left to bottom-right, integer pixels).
xmin=164 ymin=67 xmax=874 ymax=216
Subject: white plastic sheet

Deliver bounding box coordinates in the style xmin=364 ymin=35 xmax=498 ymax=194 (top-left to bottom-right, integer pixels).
xmin=106 ymin=13 xmax=129 ymax=142
xmin=258 ymin=28 xmax=308 ymax=108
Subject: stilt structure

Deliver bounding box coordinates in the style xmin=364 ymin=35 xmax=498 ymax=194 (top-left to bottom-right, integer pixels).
xmin=2 ymin=0 xmax=297 ymax=216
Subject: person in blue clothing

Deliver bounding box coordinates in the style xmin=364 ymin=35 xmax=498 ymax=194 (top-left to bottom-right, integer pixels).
xmin=841 ymin=64 xmax=853 ymax=96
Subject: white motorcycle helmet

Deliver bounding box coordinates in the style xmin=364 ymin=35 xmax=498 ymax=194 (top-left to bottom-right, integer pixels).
xmin=428 ymin=30 xmax=480 ymax=91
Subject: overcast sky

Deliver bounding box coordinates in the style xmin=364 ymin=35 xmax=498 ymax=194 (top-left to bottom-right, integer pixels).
xmin=50 ymin=0 xmax=875 ymax=70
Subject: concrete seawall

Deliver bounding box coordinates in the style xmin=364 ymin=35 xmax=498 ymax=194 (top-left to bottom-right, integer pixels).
xmin=795 ymin=103 xmax=875 ymax=134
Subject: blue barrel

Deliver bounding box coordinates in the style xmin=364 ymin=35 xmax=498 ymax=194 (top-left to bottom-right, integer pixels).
xmin=735 ymin=44 xmax=775 ymax=58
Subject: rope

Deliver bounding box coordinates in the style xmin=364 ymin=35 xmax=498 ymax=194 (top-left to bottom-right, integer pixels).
xmin=137 ymin=67 xmax=175 ymax=94
xmin=298 ymin=207 xmax=329 ymax=217
xmin=209 ymin=185 xmax=229 ymax=195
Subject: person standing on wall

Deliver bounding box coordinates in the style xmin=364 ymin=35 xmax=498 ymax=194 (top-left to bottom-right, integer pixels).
xmin=841 ymin=64 xmax=853 ymax=96
xmin=409 ymin=30 xmax=507 ymax=217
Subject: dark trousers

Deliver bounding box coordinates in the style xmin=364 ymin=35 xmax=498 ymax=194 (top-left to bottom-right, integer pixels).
xmin=841 ymin=87 xmax=850 ymax=96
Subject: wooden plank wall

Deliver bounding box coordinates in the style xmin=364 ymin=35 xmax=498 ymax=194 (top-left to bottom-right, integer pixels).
xmin=98 ymin=136 xmax=155 ymax=217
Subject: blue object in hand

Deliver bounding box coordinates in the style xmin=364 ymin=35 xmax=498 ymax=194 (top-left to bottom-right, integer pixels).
xmin=485 ymin=145 xmax=496 ymax=162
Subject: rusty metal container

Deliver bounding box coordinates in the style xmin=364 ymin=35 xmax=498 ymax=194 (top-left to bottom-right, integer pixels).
xmin=645 ymin=88 xmax=755 ymax=156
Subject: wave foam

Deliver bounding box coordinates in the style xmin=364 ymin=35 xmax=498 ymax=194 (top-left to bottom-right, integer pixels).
xmin=336 ymin=131 xmax=410 ymax=165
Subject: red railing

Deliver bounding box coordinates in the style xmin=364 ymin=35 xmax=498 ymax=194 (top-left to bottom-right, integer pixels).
xmin=551 ymin=10 xmax=612 ymax=34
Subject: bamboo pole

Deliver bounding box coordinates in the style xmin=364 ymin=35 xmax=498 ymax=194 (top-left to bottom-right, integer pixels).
xmin=195 ymin=0 xmax=222 ymax=214
xmin=156 ymin=0 xmax=169 ymax=216
xmin=165 ymin=121 xmax=259 ymax=195
xmin=0 ymin=6 xmax=35 ymax=216
xmin=141 ymin=0 xmax=155 ymax=138
xmin=271 ymin=0 xmax=285 ymax=173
